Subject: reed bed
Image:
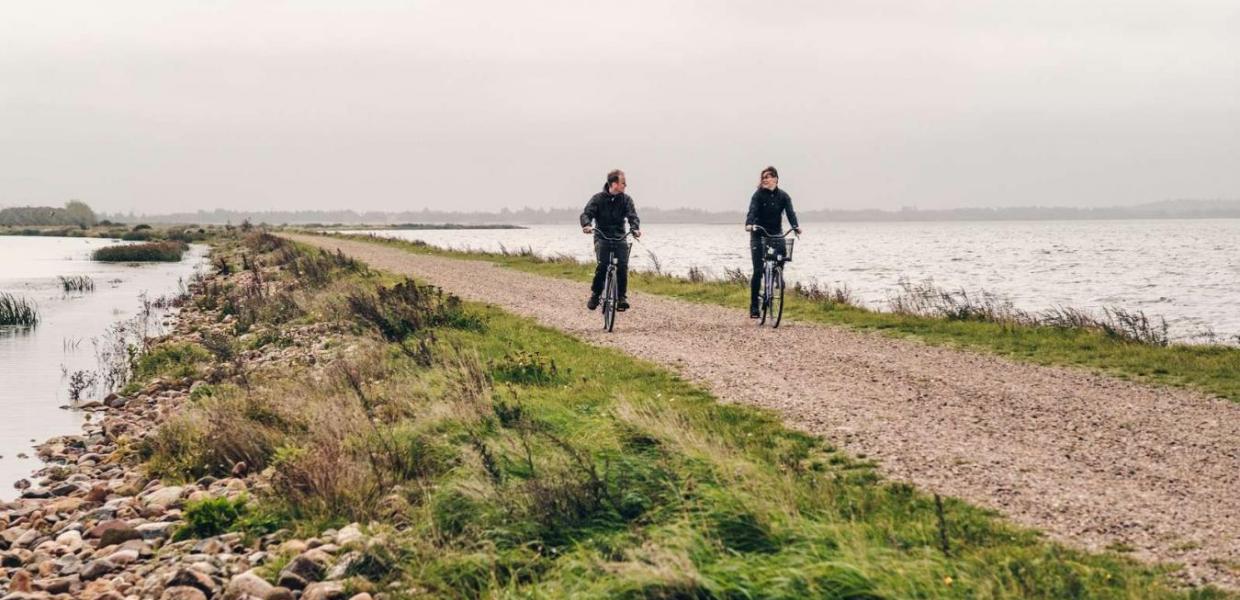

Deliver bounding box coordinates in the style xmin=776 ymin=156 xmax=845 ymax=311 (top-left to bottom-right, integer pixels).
xmin=0 ymin=292 xmax=39 ymax=326
xmin=92 ymin=240 xmax=187 ymax=262
xmin=58 ymin=274 xmax=95 ymax=293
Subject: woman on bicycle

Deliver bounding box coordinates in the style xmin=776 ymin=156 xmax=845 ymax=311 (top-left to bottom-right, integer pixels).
xmin=581 ymin=169 xmax=642 ymax=311
xmin=745 ymin=166 xmax=802 ymax=318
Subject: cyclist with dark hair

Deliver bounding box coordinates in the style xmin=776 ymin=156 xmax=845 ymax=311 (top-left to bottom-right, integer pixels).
xmin=581 ymin=169 xmax=642 ymax=311
xmin=745 ymin=166 xmax=802 ymax=318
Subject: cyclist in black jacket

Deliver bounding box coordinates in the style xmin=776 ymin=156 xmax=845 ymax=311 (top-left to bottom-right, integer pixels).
xmin=744 ymin=166 xmax=802 ymax=318
xmin=580 ymin=169 xmax=642 ymax=311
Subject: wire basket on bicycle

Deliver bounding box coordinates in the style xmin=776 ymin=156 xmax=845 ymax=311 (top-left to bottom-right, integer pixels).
xmin=762 ymin=236 xmax=795 ymax=263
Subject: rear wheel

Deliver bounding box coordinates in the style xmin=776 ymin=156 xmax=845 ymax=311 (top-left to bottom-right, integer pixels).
xmin=771 ymin=267 xmax=786 ymax=328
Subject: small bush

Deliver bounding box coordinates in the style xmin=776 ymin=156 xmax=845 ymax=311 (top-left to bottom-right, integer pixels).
xmin=133 ymin=342 xmax=210 ymax=382
xmin=0 ymin=293 xmax=39 ymax=326
xmin=175 ymin=496 xmax=248 ymax=540
xmin=120 ymin=230 xmax=155 ymax=241
xmin=93 ymin=241 xmax=187 ymax=262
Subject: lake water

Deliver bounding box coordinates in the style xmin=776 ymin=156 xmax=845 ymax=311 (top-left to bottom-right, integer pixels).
xmin=343 ymin=220 xmax=1240 ymax=343
xmin=0 ymin=237 xmax=205 ymax=497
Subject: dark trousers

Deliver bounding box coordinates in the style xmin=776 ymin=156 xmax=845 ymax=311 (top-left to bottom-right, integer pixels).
xmin=750 ymin=234 xmax=785 ymax=309
xmin=591 ymin=240 xmax=630 ymax=298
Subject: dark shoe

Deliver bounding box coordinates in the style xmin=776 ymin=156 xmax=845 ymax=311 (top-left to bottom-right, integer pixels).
xmin=750 ymin=305 xmax=760 ymax=318
xmin=587 ymin=294 xmax=600 ymax=310
xmin=617 ymin=298 xmax=630 ymax=311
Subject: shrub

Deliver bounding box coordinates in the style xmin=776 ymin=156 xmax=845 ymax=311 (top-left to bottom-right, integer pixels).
xmin=121 ymin=230 xmax=155 ymax=241
xmin=491 ymin=351 xmax=560 ymax=385
xmin=93 ymin=241 xmax=187 ymax=262
xmin=175 ymin=496 xmax=249 ymax=540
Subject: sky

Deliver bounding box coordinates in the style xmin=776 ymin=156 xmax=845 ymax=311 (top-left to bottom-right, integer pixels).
xmin=2 ymin=1 xmax=1238 ymax=214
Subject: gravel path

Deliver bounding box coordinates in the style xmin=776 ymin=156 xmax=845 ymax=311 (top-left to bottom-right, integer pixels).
xmin=287 ymin=233 xmax=1240 ymax=587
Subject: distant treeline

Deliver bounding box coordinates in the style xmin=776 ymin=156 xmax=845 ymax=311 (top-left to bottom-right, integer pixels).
xmin=102 ymin=198 xmax=1240 ymax=226
xmin=0 ymin=201 xmax=98 ymax=227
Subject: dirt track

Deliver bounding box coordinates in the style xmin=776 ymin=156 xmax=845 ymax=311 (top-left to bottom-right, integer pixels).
xmin=286 ymin=233 xmax=1240 ymax=587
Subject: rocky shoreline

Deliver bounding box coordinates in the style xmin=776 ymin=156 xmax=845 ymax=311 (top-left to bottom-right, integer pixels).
xmin=2 ymin=268 xmax=377 ymax=600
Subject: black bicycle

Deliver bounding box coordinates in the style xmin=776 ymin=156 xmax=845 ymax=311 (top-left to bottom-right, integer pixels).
xmin=594 ymin=231 xmax=635 ymax=332
xmin=752 ymin=225 xmax=797 ymax=328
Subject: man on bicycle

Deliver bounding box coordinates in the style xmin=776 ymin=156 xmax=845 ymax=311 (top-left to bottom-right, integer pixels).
xmin=745 ymin=166 xmax=802 ymax=318
xmin=581 ymin=169 xmax=642 ymax=311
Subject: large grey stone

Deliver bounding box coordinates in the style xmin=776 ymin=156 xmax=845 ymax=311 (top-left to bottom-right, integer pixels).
xmin=223 ymin=570 xmax=273 ymax=600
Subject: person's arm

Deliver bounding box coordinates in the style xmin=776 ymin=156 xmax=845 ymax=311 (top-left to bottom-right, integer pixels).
xmin=580 ymin=196 xmax=598 ymax=233
xmin=625 ymin=196 xmax=641 ymax=237
xmin=783 ymin=191 xmax=801 ymax=232
xmin=744 ymin=192 xmax=759 ymax=231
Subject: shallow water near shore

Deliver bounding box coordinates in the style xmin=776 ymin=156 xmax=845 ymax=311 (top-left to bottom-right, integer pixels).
xmin=343 ymin=219 xmax=1240 ymax=342
xmin=0 ymin=237 xmax=205 ymax=498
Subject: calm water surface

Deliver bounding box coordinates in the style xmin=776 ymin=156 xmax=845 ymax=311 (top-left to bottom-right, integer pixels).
xmin=346 ymin=219 xmax=1240 ymax=342
xmin=0 ymin=237 xmax=205 ymax=497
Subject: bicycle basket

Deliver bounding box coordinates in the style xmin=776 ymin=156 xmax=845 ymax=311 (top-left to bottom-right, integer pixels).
xmin=763 ymin=237 xmax=795 ymax=262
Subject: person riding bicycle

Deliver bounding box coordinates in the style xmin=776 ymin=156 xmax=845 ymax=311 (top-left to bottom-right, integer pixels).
xmin=745 ymin=166 xmax=801 ymax=318
xmin=581 ymin=169 xmax=642 ymax=311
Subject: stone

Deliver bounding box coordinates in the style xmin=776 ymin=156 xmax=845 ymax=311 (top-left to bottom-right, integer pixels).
xmin=53 ymin=530 xmax=82 ymax=551
xmin=223 ymin=571 xmax=273 ymax=600
xmin=86 ymin=519 xmax=129 ymax=539
xmin=334 ymin=524 xmax=363 ymax=547
xmin=302 ymin=581 xmax=346 ymax=600
xmin=85 ymin=483 xmax=109 ymax=503
xmin=143 ymin=486 xmax=185 ymax=508
xmin=160 ymin=586 xmax=207 ymax=600
xmin=348 ymin=594 xmax=373 ymax=600
xmin=19 ymin=488 xmax=51 ymax=500
xmin=99 ymin=525 xmax=142 ymax=547
xmin=165 ymin=568 xmax=217 ymax=594
xmin=135 ymin=522 xmax=177 ymax=540
xmin=45 ymin=497 xmax=86 ymax=515
xmin=8 ymin=569 xmax=32 ymax=592
xmin=325 ymin=551 xmax=360 ymax=580
xmin=264 ymin=587 xmax=296 ymax=600
xmin=106 ymin=548 xmax=140 ymax=566
xmin=32 ymin=576 xmax=75 ymax=594
xmin=79 ymin=558 xmax=118 ymax=580
xmin=14 ymin=529 xmax=39 ymax=548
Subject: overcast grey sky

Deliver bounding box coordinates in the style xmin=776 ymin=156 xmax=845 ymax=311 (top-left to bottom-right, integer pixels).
xmin=2 ymin=1 xmax=1238 ymax=214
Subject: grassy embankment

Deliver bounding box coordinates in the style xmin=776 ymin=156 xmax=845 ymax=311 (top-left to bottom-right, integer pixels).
xmin=118 ymin=231 xmax=1227 ymax=598
xmin=324 ymin=233 xmax=1240 ymax=403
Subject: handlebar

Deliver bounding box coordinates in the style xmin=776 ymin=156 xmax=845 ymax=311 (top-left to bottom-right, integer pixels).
xmin=592 ymin=230 xmax=637 ymax=242
xmin=750 ymin=225 xmax=798 ymax=238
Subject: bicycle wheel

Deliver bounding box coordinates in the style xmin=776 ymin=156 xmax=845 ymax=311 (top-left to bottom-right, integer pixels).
xmin=602 ymin=267 xmax=617 ymax=332
xmin=759 ymin=262 xmax=773 ymax=326
xmin=771 ymin=268 xmax=786 ymax=328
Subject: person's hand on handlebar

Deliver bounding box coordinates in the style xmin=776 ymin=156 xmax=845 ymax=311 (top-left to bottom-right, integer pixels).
xmin=582 ymin=226 xmax=593 ymax=234
xmin=794 ymin=227 xmax=803 ymax=235
xmin=632 ymin=230 xmax=642 ymax=239
xmin=745 ymin=225 xmax=754 ymax=232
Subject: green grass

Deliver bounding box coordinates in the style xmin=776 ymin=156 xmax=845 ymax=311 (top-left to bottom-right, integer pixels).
xmin=131 ymin=232 xmax=1232 ymax=598
xmin=92 ymin=240 xmax=188 ymax=262
xmin=331 ymin=233 xmax=1240 ymax=402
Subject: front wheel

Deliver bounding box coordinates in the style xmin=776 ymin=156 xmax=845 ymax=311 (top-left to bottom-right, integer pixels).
xmin=771 ymin=268 xmax=786 ymax=328
xmin=759 ymin=262 xmax=774 ymax=326
xmin=602 ymin=267 xmax=617 ymax=332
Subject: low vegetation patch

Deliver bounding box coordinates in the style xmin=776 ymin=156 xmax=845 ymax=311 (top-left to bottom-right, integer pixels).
xmin=334 ymin=232 xmax=1240 ymax=402
xmin=93 ymin=240 xmax=188 ymax=262
xmin=122 ymin=229 xmax=1222 ymax=597
xmin=0 ymin=292 xmax=39 ymax=327
xmin=58 ymin=274 xmax=96 ymax=293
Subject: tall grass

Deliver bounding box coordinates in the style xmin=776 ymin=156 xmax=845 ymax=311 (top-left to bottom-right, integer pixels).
xmin=58 ymin=274 xmax=95 ymax=293
xmin=92 ymin=240 xmax=187 ymax=262
xmin=0 ymin=293 xmax=39 ymax=326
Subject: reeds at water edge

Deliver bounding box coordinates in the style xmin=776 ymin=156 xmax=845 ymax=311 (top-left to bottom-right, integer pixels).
xmin=0 ymin=292 xmax=39 ymax=327
xmin=59 ymin=275 xmax=95 ymax=293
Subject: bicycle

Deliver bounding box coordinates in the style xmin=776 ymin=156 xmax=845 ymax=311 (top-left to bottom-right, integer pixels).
xmin=751 ymin=225 xmax=797 ymax=328
xmin=593 ymin=231 xmax=636 ymax=332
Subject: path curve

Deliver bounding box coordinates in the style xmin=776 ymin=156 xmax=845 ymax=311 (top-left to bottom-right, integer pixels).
xmin=286 ymin=233 xmax=1240 ymax=587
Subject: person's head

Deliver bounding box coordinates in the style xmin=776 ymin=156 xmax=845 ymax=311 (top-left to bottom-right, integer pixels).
xmin=607 ymin=169 xmax=627 ymax=195
xmin=760 ymin=166 xmax=779 ymax=191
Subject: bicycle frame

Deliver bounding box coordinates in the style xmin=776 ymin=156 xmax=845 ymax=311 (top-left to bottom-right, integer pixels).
xmin=593 ymin=231 xmax=635 ymax=332
xmin=751 ymin=226 xmax=797 ymax=327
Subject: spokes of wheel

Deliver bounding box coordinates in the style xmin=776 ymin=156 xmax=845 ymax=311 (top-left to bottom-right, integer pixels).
xmin=759 ymin=264 xmax=773 ymax=326
xmin=772 ymin=268 xmax=786 ymax=328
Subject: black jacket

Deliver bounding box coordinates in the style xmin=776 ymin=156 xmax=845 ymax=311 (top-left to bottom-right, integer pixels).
xmin=580 ymin=185 xmax=640 ymax=240
xmin=745 ymin=187 xmax=799 ymax=234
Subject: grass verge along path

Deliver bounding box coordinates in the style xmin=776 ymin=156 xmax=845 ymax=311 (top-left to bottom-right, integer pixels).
xmin=316 ymin=231 xmax=1240 ymax=403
